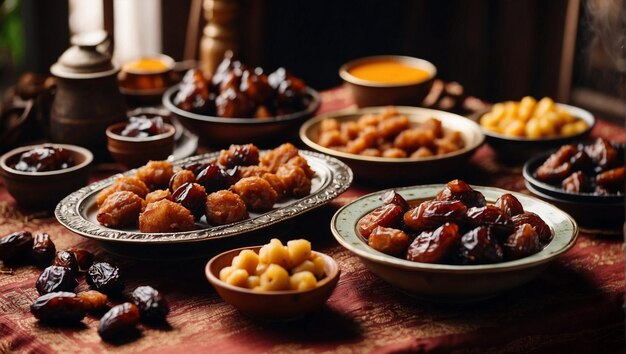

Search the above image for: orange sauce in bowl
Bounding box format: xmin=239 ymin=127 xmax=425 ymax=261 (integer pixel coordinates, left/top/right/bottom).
xmin=348 ymin=60 xmax=431 ymax=84
xmin=123 ymin=58 xmax=171 ymax=73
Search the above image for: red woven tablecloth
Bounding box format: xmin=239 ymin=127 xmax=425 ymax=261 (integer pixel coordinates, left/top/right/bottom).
xmin=1 ymin=88 xmax=624 ymax=353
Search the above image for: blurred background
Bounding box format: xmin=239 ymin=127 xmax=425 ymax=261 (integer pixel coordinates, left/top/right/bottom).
xmin=0 ymin=0 xmax=624 ymax=120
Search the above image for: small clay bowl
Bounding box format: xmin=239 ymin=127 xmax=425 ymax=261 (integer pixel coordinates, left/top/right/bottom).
xmin=206 ymin=246 xmax=340 ymax=321
xmin=339 ymin=55 xmax=437 ymax=107
xmin=106 ymin=121 xmax=175 ymax=168
xmin=118 ymin=55 xmax=176 ymax=105
xmin=0 ymin=144 xmax=93 ymax=209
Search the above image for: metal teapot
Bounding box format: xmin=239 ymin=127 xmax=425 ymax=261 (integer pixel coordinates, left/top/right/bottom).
xmin=49 ymin=30 xmax=126 ymax=159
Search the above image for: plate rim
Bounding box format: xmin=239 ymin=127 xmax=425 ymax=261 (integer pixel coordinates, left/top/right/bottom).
xmin=55 ymin=150 xmax=353 ymax=244
xmin=330 ymin=184 xmax=579 ymax=274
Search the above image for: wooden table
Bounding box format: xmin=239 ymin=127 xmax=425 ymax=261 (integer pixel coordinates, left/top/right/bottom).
xmin=0 ymin=88 xmax=624 ymax=353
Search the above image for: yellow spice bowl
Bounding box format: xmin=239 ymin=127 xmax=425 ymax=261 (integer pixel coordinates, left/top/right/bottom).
xmin=205 ymin=246 xmax=340 ymax=321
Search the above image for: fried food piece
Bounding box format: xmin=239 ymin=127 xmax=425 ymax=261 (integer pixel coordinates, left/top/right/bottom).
xmin=238 ymin=165 xmax=270 ymax=179
xmin=230 ymin=177 xmax=278 ymax=211
xmin=205 ymin=190 xmax=249 ymax=225
xmin=276 ymin=165 xmax=312 ymax=198
xmin=136 ymin=161 xmax=174 ymax=190
xmin=262 ymin=173 xmax=287 ymax=199
xmin=97 ymin=191 xmax=146 ymax=227
xmin=169 ymin=169 xmax=196 ymax=192
xmin=145 ymin=189 xmax=172 ymax=204
xmin=139 ymin=199 xmax=195 ymax=233
xmin=285 ymin=155 xmax=314 ymax=179
xmin=96 ymin=176 xmax=150 ymax=206
xmin=259 ymin=143 xmax=299 ymax=173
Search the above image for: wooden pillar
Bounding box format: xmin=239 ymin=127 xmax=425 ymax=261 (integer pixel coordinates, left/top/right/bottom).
xmin=200 ymin=0 xmax=239 ymax=76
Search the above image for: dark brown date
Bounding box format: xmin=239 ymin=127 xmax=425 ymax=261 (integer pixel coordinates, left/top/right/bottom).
xmin=32 ymin=233 xmax=56 ymax=267
xmin=87 ymin=262 xmax=123 ymax=295
xmin=215 ymin=87 xmax=255 ymax=118
xmin=78 ymin=290 xmax=109 ymax=312
xmin=459 ymin=226 xmax=503 ymax=264
xmin=466 ymin=205 xmax=514 ymax=236
xmin=584 ymin=137 xmax=618 ymax=169
xmin=503 ymin=223 xmax=541 ymax=260
xmin=171 ymin=182 xmax=207 ymax=220
xmin=435 ymin=179 xmax=486 ymax=208
xmin=536 ymin=145 xmax=576 ymax=182
xmin=53 ymin=250 xmax=78 ymax=272
xmin=569 ymin=150 xmax=593 ymax=172
xmin=403 ymin=200 xmax=467 ymax=231
xmin=68 ymin=248 xmax=94 ymax=273
xmin=596 ymin=167 xmax=624 ymax=191
xmin=0 ymin=231 xmax=33 ymax=264
xmin=561 ymin=171 xmax=588 ymax=193
xmin=196 ymin=164 xmax=230 ymax=194
xmin=36 ymin=266 xmax=78 ymax=295
xmin=511 ymin=212 xmax=552 ymax=244
xmin=98 ymin=302 xmax=141 ymax=341
xmin=217 ymin=144 xmax=260 ymax=168
xmin=14 ymin=145 xmax=74 ymax=172
xmin=367 ymin=226 xmax=409 ymax=256
xmin=357 ymin=204 xmax=404 ymax=238
xmin=380 ymin=190 xmax=410 ymax=212
xmin=494 ymin=193 xmax=524 ymax=217
xmin=406 ymin=222 xmax=460 ymax=263
xmin=131 ymin=286 xmax=169 ymax=322
xmin=30 ymin=292 xmax=86 ymax=323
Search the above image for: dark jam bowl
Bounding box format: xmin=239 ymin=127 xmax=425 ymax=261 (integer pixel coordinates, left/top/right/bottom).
xmin=162 ymin=84 xmax=321 ymax=147
xmin=523 ymin=150 xmax=624 ymax=232
xmin=0 ymin=144 xmax=93 ymax=209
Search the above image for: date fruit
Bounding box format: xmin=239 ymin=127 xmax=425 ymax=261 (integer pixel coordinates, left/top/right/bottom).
xmin=380 ymin=190 xmax=410 ymax=211
xmin=217 ymin=144 xmax=260 ymax=168
xmin=0 ymin=231 xmax=33 ymax=264
xmin=403 ymin=200 xmax=467 ymax=231
xmin=68 ymin=248 xmax=94 ymax=272
xmin=195 ymin=164 xmax=229 ymax=193
xmin=53 ymin=250 xmax=78 ymax=272
xmin=503 ymin=223 xmax=541 ymax=260
xmin=78 ymin=290 xmax=109 ymax=312
xmin=435 ymin=179 xmax=486 ymax=208
xmin=494 ymin=193 xmax=524 ymax=217
xmin=368 ymin=226 xmax=409 ymax=256
xmin=87 ymin=262 xmax=123 ymax=295
xmin=98 ymin=302 xmax=141 ymax=341
xmin=459 ymin=226 xmax=503 ymax=264
xmin=357 ymin=204 xmax=404 ymax=238
xmin=561 ymin=171 xmax=588 ymax=193
xmin=406 ymin=222 xmax=460 ymax=263
xmin=36 ymin=265 xmax=78 ymax=295
xmin=131 ymin=286 xmax=169 ymax=322
xmin=32 ymin=233 xmax=56 ymax=267
xmin=172 ymin=182 xmax=207 ymax=220
xmin=30 ymin=292 xmax=85 ymax=323
xmin=466 ymin=205 xmax=514 ymax=236
xmin=536 ymin=145 xmax=576 ymax=182
xmin=511 ymin=212 xmax=552 ymax=244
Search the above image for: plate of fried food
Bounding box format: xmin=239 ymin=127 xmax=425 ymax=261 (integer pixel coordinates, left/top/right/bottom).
xmin=55 ymin=143 xmax=352 ymax=246
xmin=300 ymin=106 xmax=484 ymax=185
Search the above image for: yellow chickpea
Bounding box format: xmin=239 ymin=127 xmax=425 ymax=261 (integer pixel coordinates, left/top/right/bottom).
xmin=503 ymin=101 xmax=519 ymax=120
xmin=534 ymin=97 xmax=555 ymax=118
xmin=289 ymin=271 xmax=318 ymax=291
xmin=291 ymin=260 xmax=315 ymax=275
xmin=255 ymin=263 xmax=268 ymax=276
xmin=525 ymin=118 xmax=542 ymax=138
xmin=503 ymin=120 xmax=525 ymax=137
xmin=538 ymin=116 xmax=556 ymax=136
xmin=231 ymin=249 xmax=259 ymax=275
xmin=225 ymin=269 xmax=249 ymax=287
xmin=490 ymin=103 xmax=506 ymax=121
xmin=517 ymin=96 xmax=536 ymax=121
xmin=260 ymin=264 xmax=290 ymax=291
xmin=287 ymin=239 xmax=311 ymax=267
xmin=246 ymin=275 xmax=261 ymax=289
xmin=259 ymin=238 xmax=289 ymax=268
xmin=312 ymin=255 xmax=326 ymax=279
xmin=219 ymin=266 xmax=235 ymax=282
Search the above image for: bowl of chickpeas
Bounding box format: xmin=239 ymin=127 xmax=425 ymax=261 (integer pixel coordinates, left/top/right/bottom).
xmin=205 ymin=238 xmax=340 ymax=320
xmin=470 ymin=97 xmax=595 ymax=160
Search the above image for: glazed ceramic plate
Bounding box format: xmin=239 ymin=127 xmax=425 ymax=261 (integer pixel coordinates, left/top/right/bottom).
xmin=300 ymin=106 xmax=484 ymax=185
xmin=56 ymin=150 xmax=352 ymax=245
xmin=331 ymin=184 xmax=578 ymax=301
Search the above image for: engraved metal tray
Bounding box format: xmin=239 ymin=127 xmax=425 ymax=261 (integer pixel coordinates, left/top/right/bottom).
xmin=55 ymin=150 xmax=353 ymax=245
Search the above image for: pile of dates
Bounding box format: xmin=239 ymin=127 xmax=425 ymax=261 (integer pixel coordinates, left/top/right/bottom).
xmin=13 ymin=145 xmax=74 ymax=172
xmin=0 ymin=230 xmax=169 ymax=342
xmin=174 ymin=52 xmax=311 ymax=118
xmin=357 ymin=179 xmax=553 ymax=264
xmin=120 ymin=115 xmax=167 ymax=138
xmin=535 ymin=137 xmax=624 ymax=195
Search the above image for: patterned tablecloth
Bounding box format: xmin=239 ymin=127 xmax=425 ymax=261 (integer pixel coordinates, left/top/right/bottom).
xmin=1 ymin=88 xmax=624 ymax=353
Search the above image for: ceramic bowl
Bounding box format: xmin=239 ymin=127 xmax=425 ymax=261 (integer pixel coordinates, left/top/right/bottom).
xmin=206 ymin=246 xmax=340 ymax=320
xmin=118 ymin=54 xmax=177 ymax=105
xmin=163 ymin=85 xmax=321 ymax=147
xmin=523 ymin=150 xmax=624 ymax=233
xmin=331 ymin=184 xmax=578 ymax=302
xmin=339 ymin=55 xmax=436 ymax=107
xmin=299 ymin=106 xmax=484 ymax=185
xmin=468 ymin=103 xmax=595 ymax=161
xmin=0 ymin=144 xmax=93 ymax=209
xmin=106 ymin=121 xmax=176 ymax=168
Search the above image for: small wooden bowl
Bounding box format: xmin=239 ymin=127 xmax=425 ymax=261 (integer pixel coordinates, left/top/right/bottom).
xmin=0 ymin=144 xmax=93 ymax=209
xmin=339 ymin=55 xmax=437 ymax=107
xmin=106 ymin=122 xmax=175 ymax=168
xmin=206 ymin=246 xmax=340 ymax=321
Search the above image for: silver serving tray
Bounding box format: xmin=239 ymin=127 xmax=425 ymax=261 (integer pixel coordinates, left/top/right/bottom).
xmin=55 ymin=150 xmax=353 ymax=245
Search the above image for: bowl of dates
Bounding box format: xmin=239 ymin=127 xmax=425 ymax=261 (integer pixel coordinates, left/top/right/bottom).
xmin=331 ymin=180 xmax=578 ymax=301
xmin=205 ymin=238 xmax=340 ymax=320
xmin=523 ymin=138 xmax=624 ymax=231
xmin=0 ymin=144 xmax=93 ymax=209
xmin=300 ymin=106 xmax=484 ymax=185
xmin=162 ymin=54 xmax=320 ymax=146
xmin=106 ymin=113 xmax=176 ymax=168
xmin=469 ymin=98 xmax=595 ymax=161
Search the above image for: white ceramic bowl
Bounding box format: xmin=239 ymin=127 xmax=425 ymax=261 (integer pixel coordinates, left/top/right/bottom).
xmin=330 ymin=184 xmax=578 ymax=302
